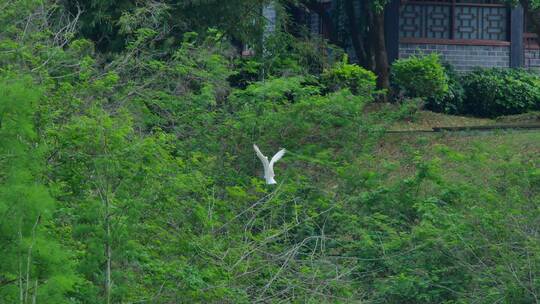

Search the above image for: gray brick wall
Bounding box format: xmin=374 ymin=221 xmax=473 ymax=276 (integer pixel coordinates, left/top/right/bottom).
xmin=399 ymin=43 xmax=510 ymax=72
xmin=525 ymin=49 xmax=540 ymax=72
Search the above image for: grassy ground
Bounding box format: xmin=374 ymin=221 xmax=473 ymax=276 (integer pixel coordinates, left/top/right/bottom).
xmin=380 ymin=130 xmax=540 ymax=159
xmin=386 ymin=110 xmax=540 ymax=131
xmin=388 ymin=111 xmax=492 ymax=131
xmin=495 ymin=111 xmax=540 ymax=124
xmin=370 ymin=109 xmax=540 ymax=179
xmin=371 ymin=130 xmax=540 ymax=187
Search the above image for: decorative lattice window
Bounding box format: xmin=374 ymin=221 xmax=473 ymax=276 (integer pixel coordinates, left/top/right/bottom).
xmin=399 ymin=0 xmax=509 ymax=41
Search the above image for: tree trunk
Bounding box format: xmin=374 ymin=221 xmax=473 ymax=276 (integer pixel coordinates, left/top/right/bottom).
xmin=105 ymin=197 xmax=111 ymax=304
xmin=19 ymin=230 xmax=23 ymax=304
xmin=31 ymin=279 xmax=37 ymax=304
xmin=344 ymin=0 xmax=368 ymax=67
xmin=369 ymin=9 xmax=390 ymax=101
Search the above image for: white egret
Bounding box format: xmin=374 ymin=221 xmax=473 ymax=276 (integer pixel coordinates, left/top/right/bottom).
xmin=253 ymin=144 xmax=286 ymax=185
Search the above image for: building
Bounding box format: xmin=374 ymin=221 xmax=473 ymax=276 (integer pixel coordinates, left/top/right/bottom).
xmin=301 ymin=0 xmax=539 ymax=72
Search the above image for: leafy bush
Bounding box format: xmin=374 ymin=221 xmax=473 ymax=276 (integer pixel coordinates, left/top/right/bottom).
xmin=425 ymin=63 xmax=465 ymax=114
xmin=320 ymin=56 xmax=378 ymax=96
xmin=391 ymin=53 xmax=449 ymax=99
xmin=461 ymin=68 xmax=540 ymax=117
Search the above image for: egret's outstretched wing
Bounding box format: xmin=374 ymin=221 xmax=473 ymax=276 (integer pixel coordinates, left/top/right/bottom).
xmin=253 ymin=144 xmax=269 ymax=166
xmin=269 ymin=149 xmax=286 ymax=166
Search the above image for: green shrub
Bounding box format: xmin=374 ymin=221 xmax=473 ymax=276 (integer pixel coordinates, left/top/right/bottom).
xmin=320 ymin=56 xmax=377 ymax=96
xmin=462 ymin=68 xmax=540 ymax=117
xmin=425 ymin=63 xmax=465 ymax=114
xmin=391 ymin=53 xmax=449 ymax=99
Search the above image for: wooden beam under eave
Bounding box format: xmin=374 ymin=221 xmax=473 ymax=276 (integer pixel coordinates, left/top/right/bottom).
xmin=385 ymin=0 xmax=400 ymax=64
xmin=511 ymin=4 xmax=524 ymax=68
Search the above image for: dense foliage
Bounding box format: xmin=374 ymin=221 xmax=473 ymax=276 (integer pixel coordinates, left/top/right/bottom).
xmin=392 ymin=54 xmax=540 ymax=117
xmin=0 ymin=1 xmax=539 ymax=303
xmin=63 ymin=0 xmax=272 ymax=52
xmin=462 ymin=68 xmax=540 ymax=117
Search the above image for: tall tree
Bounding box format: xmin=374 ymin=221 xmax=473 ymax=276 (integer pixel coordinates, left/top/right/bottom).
xmin=52 ymin=108 xmax=144 ymax=303
xmin=0 ymin=74 xmax=79 ymax=303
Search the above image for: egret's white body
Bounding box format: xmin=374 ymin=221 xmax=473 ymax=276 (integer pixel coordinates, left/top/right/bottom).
xmin=253 ymin=144 xmax=286 ymax=185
